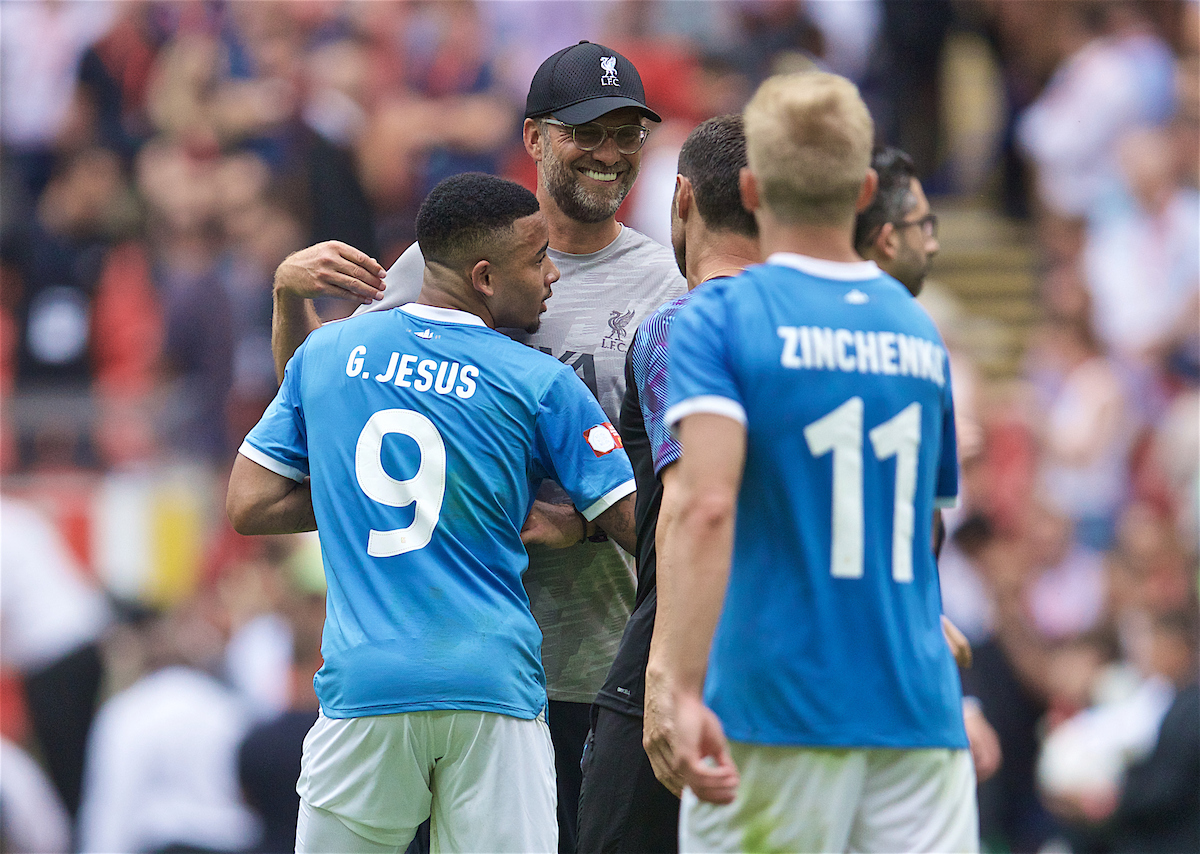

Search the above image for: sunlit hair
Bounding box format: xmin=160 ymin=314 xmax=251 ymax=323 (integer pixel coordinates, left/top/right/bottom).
xmin=743 ymin=72 xmax=873 ymax=226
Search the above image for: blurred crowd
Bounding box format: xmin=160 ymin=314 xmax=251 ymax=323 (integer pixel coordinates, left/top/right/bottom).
xmin=0 ymin=1 xmax=1196 ymax=853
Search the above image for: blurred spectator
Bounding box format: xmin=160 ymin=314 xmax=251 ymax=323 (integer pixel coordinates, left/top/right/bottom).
xmin=11 ymin=147 xmax=142 ymax=388
xmin=221 ymin=556 xmax=296 ymax=720
xmin=802 ymin=0 xmax=883 ymax=85
xmin=959 ymin=520 xmax=1062 ymax=853
xmin=723 ymin=0 xmax=825 ymax=83
xmin=236 ymin=540 xmax=326 ymax=854
xmin=1082 ymin=126 xmax=1200 ymax=373
xmin=0 ymin=497 xmax=112 ymax=823
xmin=870 ymin=0 xmax=955 ymax=182
xmin=0 ymin=0 xmax=118 ymax=204
xmin=1017 ymin=1 xmax=1176 ymax=247
xmin=2 ymin=145 xmax=160 ymax=470
xmin=290 ymin=35 xmax=379 ymax=258
xmin=1041 ymin=607 xmax=1199 ymax=853
xmin=214 ymin=157 xmax=304 ymax=445
xmin=358 ymin=0 xmax=515 ymax=258
xmin=1108 ymin=502 xmax=1197 ymax=624
xmin=1137 ymin=389 xmax=1199 ymax=545
xmin=75 ymin=1 xmax=165 ymax=160
xmin=1023 ymin=501 xmax=1108 ymax=640
xmin=135 ymin=138 xmax=235 ymax=461
xmin=0 ymin=737 xmax=72 ymax=854
xmin=77 ymin=597 xmax=260 ymax=853
xmin=478 ymin=0 xmax=608 ymax=106
xmin=1029 ymin=313 xmax=1138 ymax=550
xmin=938 ymin=514 xmax=998 ymax=644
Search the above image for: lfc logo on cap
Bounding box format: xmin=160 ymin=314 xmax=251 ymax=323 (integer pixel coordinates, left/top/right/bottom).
xmin=600 ymin=56 xmax=619 ymax=87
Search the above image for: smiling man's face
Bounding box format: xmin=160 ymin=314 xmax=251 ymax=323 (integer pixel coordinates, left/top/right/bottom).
xmin=539 ymin=107 xmax=644 ymax=224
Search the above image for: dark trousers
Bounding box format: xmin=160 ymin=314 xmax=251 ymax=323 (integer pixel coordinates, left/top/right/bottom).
xmin=549 ymin=699 xmax=592 ymax=854
xmin=577 ymin=705 xmax=679 ymax=853
xmin=23 ymin=642 xmax=104 ymax=818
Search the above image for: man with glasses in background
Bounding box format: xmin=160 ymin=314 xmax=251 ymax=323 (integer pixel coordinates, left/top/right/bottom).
xmin=268 ymin=41 xmax=686 ymax=852
xmin=853 ymin=145 xmax=940 ymax=297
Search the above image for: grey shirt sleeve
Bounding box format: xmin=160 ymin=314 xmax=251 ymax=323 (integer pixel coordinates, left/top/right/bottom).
xmin=352 ymin=241 xmax=426 ymax=316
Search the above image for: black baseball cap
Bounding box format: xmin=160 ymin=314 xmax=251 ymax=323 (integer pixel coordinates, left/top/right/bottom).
xmin=525 ymin=41 xmax=662 ymax=125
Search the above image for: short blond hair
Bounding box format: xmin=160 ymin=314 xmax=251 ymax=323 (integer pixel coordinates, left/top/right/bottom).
xmin=744 ymin=72 xmax=874 ymax=225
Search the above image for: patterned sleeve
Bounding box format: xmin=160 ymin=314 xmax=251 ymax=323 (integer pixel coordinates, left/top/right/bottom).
xmin=239 ymin=344 xmax=310 ymax=482
xmin=630 ymin=303 xmax=683 ymax=474
xmin=534 ymin=365 xmax=636 ymax=520
xmin=665 ymin=282 xmax=746 ymax=430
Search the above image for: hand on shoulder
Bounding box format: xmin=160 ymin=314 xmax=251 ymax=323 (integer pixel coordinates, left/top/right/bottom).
xmin=274 ymin=241 xmax=387 ymax=305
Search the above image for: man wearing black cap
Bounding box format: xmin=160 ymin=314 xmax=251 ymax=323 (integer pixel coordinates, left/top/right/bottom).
xmin=268 ymin=42 xmax=686 ymax=852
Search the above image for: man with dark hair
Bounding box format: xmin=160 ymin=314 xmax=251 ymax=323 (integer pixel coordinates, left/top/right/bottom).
xmin=228 ymin=172 xmax=638 ymax=853
xmin=268 ymin=43 xmax=686 ymax=850
xmin=853 ymin=145 xmax=940 ymax=297
xmin=576 ymin=115 xmax=760 ymax=853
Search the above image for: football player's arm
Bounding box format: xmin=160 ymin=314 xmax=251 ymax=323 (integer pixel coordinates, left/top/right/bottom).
xmin=519 ymin=494 xmax=636 ymax=554
xmin=645 ymin=412 xmax=743 ymax=805
xmin=962 ymin=698 xmax=1002 ymax=783
xmin=593 ymin=492 xmax=636 ymax=554
xmin=942 ymin=615 xmax=973 ymax=669
xmin=643 ymin=461 xmax=684 ymax=796
xmin=520 ymin=500 xmax=585 ymax=549
xmin=227 ymin=453 xmax=316 ymax=535
xmin=272 ymin=241 xmax=386 ymax=380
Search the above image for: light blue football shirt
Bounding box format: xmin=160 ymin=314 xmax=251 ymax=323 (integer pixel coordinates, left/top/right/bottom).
xmin=666 ymin=253 xmax=967 ymax=750
xmin=240 ymin=304 xmax=635 ymax=720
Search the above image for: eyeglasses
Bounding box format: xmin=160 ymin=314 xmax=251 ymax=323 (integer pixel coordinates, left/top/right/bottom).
xmin=542 ymin=118 xmax=650 ymax=155
xmin=891 ymin=213 xmax=938 ymax=239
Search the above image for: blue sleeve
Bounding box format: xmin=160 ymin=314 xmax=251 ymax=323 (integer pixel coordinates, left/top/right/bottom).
xmin=630 ymin=311 xmax=681 ymax=474
xmin=935 ymin=372 xmax=959 ymax=507
xmin=666 ymin=284 xmax=746 ymax=429
xmin=534 ymin=366 xmax=636 ymax=520
xmin=240 ymin=345 xmax=310 ymax=482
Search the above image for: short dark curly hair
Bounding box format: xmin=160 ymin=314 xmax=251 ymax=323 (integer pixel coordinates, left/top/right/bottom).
xmin=853 ymin=146 xmax=918 ymax=256
xmin=678 ymin=115 xmax=758 ymax=238
xmin=416 ymin=172 xmax=541 ymax=270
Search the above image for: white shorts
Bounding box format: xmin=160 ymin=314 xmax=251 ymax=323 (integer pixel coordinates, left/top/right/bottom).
xmin=295 ymin=708 xmax=557 ymax=853
xmin=680 ymin=743 xmax=978 ymax=854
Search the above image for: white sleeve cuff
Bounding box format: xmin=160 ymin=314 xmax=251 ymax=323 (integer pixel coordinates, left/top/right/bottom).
xmin=664 ymin=395 xmax=747 ymax=432
xmin=935 ymin=495 xmax=959 ymax=510
xmin=238 ymin=441 xmax=308 ymax=483
xmin=580 ymin=479 xmax=636 ymax=521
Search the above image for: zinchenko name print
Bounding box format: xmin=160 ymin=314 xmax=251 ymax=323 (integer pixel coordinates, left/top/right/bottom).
xmin=776 ymin=326 xmax=947 ymax=387
xmin=345 ymin=345 xmax=479 ymax=398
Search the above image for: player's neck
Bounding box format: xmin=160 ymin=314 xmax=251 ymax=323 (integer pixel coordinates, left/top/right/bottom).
xmin=687 ymin=237 xmax=760 ymax=290
xmin=757 ymin=216 xmax=861 ymax=265
xmin=538 ymin=188 xmax=623 ymax=256
xmin=416 ymin=271 xmax=493 ymax=327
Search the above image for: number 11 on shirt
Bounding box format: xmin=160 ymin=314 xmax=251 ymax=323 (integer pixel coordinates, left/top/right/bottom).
xmin=803 ymin=397 xmax=921 ymax=583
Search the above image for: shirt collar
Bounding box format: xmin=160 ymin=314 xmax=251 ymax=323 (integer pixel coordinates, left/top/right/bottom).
xmin=765 ymin=252 xmax=881 ymax=281
xmin=399 ymin=303 xmax=488 ymax=327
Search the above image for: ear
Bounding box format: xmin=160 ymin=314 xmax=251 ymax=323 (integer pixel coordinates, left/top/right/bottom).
xmin=872 ymin=222 xmax=900 ymax=261
xmin=739 ymin=167 xmax=759 ymax=213
xmin=523 ymin=118 xmax=543 ymax=162
xmin=855 ymin=168 xmax=878 ymax=214
xmin=674 ymin=175 xmax=694 ymax=222
xmin=470 ymin=259 xmax=494 ymax=297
